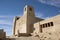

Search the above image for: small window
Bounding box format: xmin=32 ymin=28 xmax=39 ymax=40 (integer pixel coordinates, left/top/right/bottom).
xmin=43 ymin=24 xmax=45 ymax=28
xmin=40 ymin=25 xmax=42 ymax=27
xmin=30 ymin=7 xmax=32 ymax=11
xmin=17 ymin=17 xmax=19 ymax=20
xmin=50 ymin=22 xmax=53 ymax=26
xmin=48 ymin=23 xmax=50 ymax=27
xmin=45 ymin=23 xmax=47 ymax=27
xmin=25 ymin=8 xmax=26 ymax=11
xmin=40 ymin=22 xmax=53 ymax=28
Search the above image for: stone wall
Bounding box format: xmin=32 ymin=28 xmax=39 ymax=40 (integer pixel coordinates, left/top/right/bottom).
xmin=0 ymin=29 xmax=6 ymax=40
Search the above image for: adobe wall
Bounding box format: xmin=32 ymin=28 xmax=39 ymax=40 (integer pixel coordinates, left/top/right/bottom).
xmin=33 ymin=14 xmax=60 ymax=35
xmin=15 ymin=15 xmax=27 ymax=36
xmin=40 ymin=14 xmax=60 ymax=33
xmin=0 ymin=29 xmax=6 ymax=40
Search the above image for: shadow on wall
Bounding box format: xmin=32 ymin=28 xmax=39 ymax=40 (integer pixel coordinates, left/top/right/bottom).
xmin=30 ymin=24 xmax=35 ymax=33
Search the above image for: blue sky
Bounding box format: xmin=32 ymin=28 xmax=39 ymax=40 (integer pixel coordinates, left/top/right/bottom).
xmin=0 ymin=0 xmax=60 ymax=36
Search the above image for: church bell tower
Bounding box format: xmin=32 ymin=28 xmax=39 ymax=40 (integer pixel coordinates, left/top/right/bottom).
xmin=24 ymin=5 xmax=35 ymax=17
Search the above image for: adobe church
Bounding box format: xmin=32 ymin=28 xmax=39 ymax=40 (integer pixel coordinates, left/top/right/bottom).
xmin=12 ymin=5 xmax=44 ymax=37
xmin=12 ymin=5 xmax=60 ymax=38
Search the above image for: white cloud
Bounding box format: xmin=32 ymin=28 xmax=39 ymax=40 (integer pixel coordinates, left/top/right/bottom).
xmin=0 ymin=15 xmax=21 ymax=36
xmin=0 ymin=15 xmax=21 ymax=28
xmin=38 ymin=0 xmax=60 ymax=7
xmin=0 ymin=14 xmax=21 ymax=18
xmin=0 ymin=20 xmax=12 ymax=25
xmin=0 ymin=15 xmax=15 ymax=18
xmin=0 ymin=16 xmax=13 ymax=36
xmin=0 ymin=15 xmax=21 ymax=25
xmin=35 ymin=12 xmax=51 ymax=19
xmin=35 ymin=12 xmax=44 ymax=18
xmin=0 ymin=19 xmax=12 ymax=36
xmin=44 ymin=16 xmax=51 ymax=19
xmin=0 ymin=16 xmax=13 ymax=18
